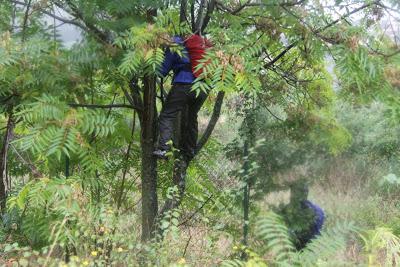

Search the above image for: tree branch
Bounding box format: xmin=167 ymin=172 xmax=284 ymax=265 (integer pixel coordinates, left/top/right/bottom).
xmin=21 ymin=0 xmax=32 ymax=42
xmin=178 ymin=194 xmax=213 ymax=226
xmin=180 ymin=0 xmax=188 ymax=23
xmin=128 ymin=79 xmax=144 ymax=116
xmin=61 ymin=0 xmax=110 ymax=43
xmin=216 ymin=0 xmax=306 ymax=14
xmin=264 ymin=42 xmax=297 ymax=69
xmin=68 ymin=103 xmax=140 ymax=110
xmin=317 ymin=1 xmax=380 ymax=33
xmin=369 ymin=48 xmax=400 ymax=58
xmin=195 ymin=91 xmax=225 ymax=154
xmin=11 ymin=0 xmax=86 ymax=29
xmin=264 ymin=0 xmax=380 ymax=69
xmin=10 ymin=144 xmax=42 ymax=178
xmin=190 ymin=0 xmax=196 ymax=32
xmin=195 ymin=0 xmax=207 ymax=33
xmin=0 ymin=110 xmax=14 ymax=212
xmin=201 ymin=0 xmax=216 ymax=32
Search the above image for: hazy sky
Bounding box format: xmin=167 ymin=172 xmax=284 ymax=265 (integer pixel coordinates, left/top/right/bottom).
xmin=43 ymin=7 xmax=81 ymax=47
xmin=56 ymin=23 xmax=81 ymax=47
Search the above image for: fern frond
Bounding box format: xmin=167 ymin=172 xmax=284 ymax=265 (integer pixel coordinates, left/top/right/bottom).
xmin=256 ymin=212 xmax=295 ymax=262
xmin=297 ymin=221 xmax=357 ymax=267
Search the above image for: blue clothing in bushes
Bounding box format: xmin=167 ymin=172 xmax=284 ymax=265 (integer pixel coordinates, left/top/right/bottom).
xmin=303 ymin=200 xmax=325 ymax=236
xmin=295 ymin=200 xmax=325 ymax=249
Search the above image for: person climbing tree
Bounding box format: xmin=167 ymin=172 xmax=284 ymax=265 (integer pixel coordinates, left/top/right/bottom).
xmin=278 ymin=180 xmax=325 ymax=250
xmin=153 ymin=34 xmax=212 ymax=160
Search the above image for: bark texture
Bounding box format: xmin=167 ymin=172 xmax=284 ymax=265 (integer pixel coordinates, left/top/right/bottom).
xmin=0 ymin=111 xmax=14 ymax=212
xmin=140 ymin=76 xmax=159 ymax=241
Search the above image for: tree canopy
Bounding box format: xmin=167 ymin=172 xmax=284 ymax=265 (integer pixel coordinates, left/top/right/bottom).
xmin=1 ymin=0 xmax=400 ymax=265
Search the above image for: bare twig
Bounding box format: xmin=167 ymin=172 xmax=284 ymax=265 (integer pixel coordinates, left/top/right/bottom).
xmin=182 ymin=232 xmax=192 ymax=257
xmin=178 ymin=194 xmax=213 ymax=226
xmin=216 ymin=0 xmax=306 ymax=14
xmin=11 ymin=0 xmax=85 ymax=29
xmin=21 ymin=0 xmax=32 ymax=42
xmin=264 ymin=105 xmax=284 ymax=121
xmin=63 ymin=0 xmax=110 ymax=43
xmin=264 ymin=0 xmax=381 ymax=69
xmin=68 ymin=103 xmax=141 ymax=110
xmin=10 ymin=144 xmax=42 ymax=178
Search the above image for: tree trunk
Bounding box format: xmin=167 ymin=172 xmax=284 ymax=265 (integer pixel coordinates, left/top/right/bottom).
xmin=0 ymin=110 xmax=14 ymax=213
xmin=241 ymin=140 xmax=250 ymax=259
xmin=140 ymin=75 xmax=158 ymax=241
xmin=179 ymin=0 xmax=188 ymax=23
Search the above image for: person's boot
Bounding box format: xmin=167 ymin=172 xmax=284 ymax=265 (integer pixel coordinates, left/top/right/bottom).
xmin=153 ymin=149 xmax=168 ymax=160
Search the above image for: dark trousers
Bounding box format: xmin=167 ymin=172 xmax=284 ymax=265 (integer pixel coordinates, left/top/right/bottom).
xmin=158 ymin=83 xmax=207 ymax=158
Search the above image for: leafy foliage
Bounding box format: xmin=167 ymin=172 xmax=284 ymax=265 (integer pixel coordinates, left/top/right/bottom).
xmin=0 ymin=0 xmax=400 ymax=266
xmin=225 ymin=212 xmax=358 ymax=266
xmin=256 ymin=212 xmax=295 ymax=261
xmin=14 ymin=95 xmax=116 ymax=176
xmin=7 ymin=177 xmax=82 ymax=247
xmin=361 ymin=227 xmax=400 ymax=266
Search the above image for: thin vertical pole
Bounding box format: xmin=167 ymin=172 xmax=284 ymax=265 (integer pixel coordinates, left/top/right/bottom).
xmin=242 ymin=96 xmax=255 ymax=259
xmin=65 ymin=156 xmax=70 ymax=178
xmin=242 ymin=140 xmax=250 ymax=259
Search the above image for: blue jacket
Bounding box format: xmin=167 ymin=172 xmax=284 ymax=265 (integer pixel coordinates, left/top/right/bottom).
xmin=159 ymin=36 xmax=195 ymax=84
xmin=303 ymin=200 xmax=325 ymax=237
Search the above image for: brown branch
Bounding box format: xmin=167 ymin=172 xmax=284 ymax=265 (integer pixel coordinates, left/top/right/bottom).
xmin=10 ymin=144 xmax=42 ymax=178
xmin=68 ymin=103 xmax=139 ymax=110
xmin=0 ymin=110 xmax=14 ymax=212
xmin=195 ymin=0 xmax=207 ymax=33
xmin=190 ymin=0 xmax=196 ymax=32
xmin=126 ymin=81 xmax=138 ymax=106
xmin=21 ymin=0 xmax=32 ymax=42
xmin=281 ymin=6 xmax=343 ymax=45
xmin=317 ymin=2 xmax=379 ymax=33
xmin=182 ymin=232 xmax=192 ymax=257
xmin=367 ymin=46 xmax=400 ymax=58
xmin=201 ymin=0 xmax=216 ymax=32
xmin=376 ymin=2 xmax=400 ymax=14
xmin=15 ymin=0 xmax=111 ymax=43
xmin=216 ymin=0 xmax=306 ymax=14
xmin=180 ymin=0 xmax=188 ymax=23
xmin=62 ymin=0 xmax=110 ymax=43
xmin=11 ymin=0 xmax=85 ymax=29
xmin=264 ymin=105 xmax=284 ymax=121
xmin=231 ymin=0 xmax=251 ymax=15
xmin=195 ymin=91 xmax=225 ymax=154
xmin=264 ymin=0 xmax=381 ymax=69
xmin=178 ymin=194 xmax=213 ymax=226
xmin=264 ymin=42 xmax=297 ymax=69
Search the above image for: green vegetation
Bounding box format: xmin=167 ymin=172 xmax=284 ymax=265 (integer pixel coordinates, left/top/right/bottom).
xmin=1 ymin=0 xmax=400 ymax=266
